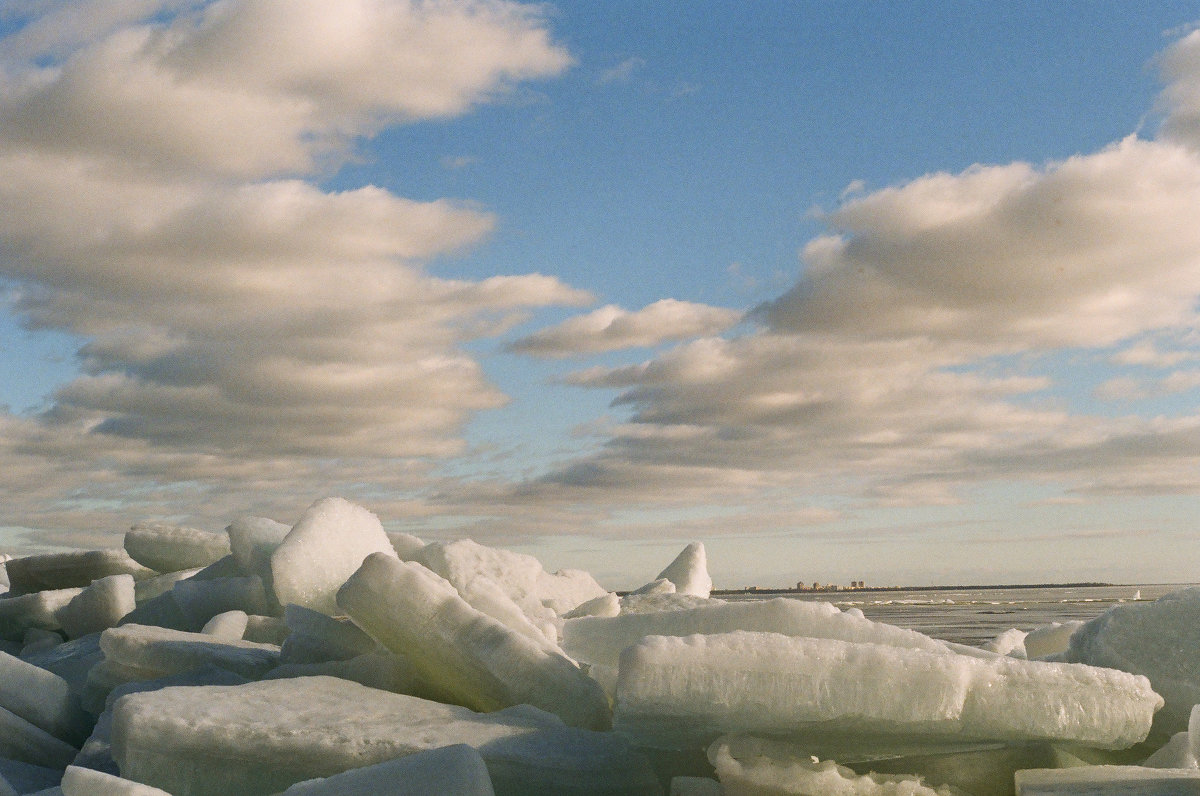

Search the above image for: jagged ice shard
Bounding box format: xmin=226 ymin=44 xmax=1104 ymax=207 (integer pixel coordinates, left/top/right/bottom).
xmin=336 ymin=553 xmax=612 ymax=731
xmin=613 ymin=631 xmax=1162 ymax=752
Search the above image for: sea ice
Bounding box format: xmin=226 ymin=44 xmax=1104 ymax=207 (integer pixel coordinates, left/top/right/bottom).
xmin=57 ymin=575 xmax=136 ymax=639
xmin=0 ymin=588 xmax=82 ymax=641
xmin=563 ymin=597 xmax=958 ymax=670
xmin=337 ymin=554 xmax=612 ymax=730
xmin=169 ymin=575 xmax=274 ymax=627
xmin=1066 ymin=587 xmax=1200 ymax=733
xmin=0 ymin=651 xmax=89 ymax=744
xmin=110 ymin=676 xmax=657 ymax=796
xmin=279 ymin=603 xmax=379 ymax=664
xmin=983 ymin=628 xmax=1028 ymax=658
xmin=19 ymin=633 xmax=104 ymax=697
xmin=97 ymin=624 xmax=280 ymax=682
xmin=279 ymin=743 xmax=494 ymax=795
xmin=0 ymin=706 xmax=78 ymax=770
xmin=654 ymin=542 xmax=712 ymax=599
xmin=1014 ymin=765 xmax=1200 ymax=794
xmin=1144 ymin=704 xmax=1200 ymax=768
xmin=0 ymin=758 xmax=62 ymax=794
xmin=243 ymin=614 xmax=288 ymax=645
xmin=225 ymin=516 xmax=290 ymax=579
xmin=4 ymin=551 xmax=153 ymax=594
xmin=563 ymin=592 xmax=621 ymax=619
xmin=613 ymin=631 xmax=1161 ymax=751
xmin=385 ymin=531 xmax=426 ymax=560
xmin=132 ymin=568 xmax=201 ymax=604
xmin=1024 ymin=621 xmax=1083 ymax=661
xmin=629 ymin=578 xmax=676 ymax=596
xmin=263 ymin=650 xmax=422 ymax=695
xmin=709 ymin=735 xmax=955 ymax=795
xmin=123 ymin=523 xmax=230 ymax=574
xmin=200 ymin=610 xmax=248 ymax=640
xmin=668 ymin=777 xmax=723 ymax=796
xmin=270 ymin=497 xmax=397 ymax=616
xmin=60 ymin=765 xmax=172 ymax=795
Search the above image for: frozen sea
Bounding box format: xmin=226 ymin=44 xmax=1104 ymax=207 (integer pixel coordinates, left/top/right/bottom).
xmin=728 ymin=583 xmax=1195 ymax=647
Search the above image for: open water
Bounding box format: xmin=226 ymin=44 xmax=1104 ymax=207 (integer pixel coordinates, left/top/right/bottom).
xmin=730 ymin=583 xmax=1194 ymax=647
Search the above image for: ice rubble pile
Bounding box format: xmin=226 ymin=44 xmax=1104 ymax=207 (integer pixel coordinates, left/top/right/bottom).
xmin=0 ymin=498 xmax=1196 ymax=795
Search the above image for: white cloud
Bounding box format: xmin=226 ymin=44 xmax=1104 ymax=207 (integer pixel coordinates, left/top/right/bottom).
xmin=509 ymin=298 xmax=741 ymax=357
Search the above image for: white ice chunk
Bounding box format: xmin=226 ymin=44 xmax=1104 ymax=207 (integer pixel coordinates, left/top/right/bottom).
xmin=5 ymin=550 xmax=153 ymax=594
xmin=564 ymin=597 xmax=958 ymax=670
xmin=0 ymin=706 xmax=78 ymax=770
xmin=225 ymin=516 xmax=290 ymax=578
xmin=563 ymin=593 xmax=621 ymax=620
xmin=200 ymin=610 xmax=248 ymax=640
xmin=337 ymin=554 xmax=611 ymax=730
xmin=280 ymin=743 xmax=494 ymax=795
xmin=124 ymin=523 xmax=230 ymax=573
xmin=111 ymin=677 xmax=657 ymax=796
xmin=655 ymin=542 xmax=712 ymax=599
xmin=1025 ymin=621 xmax=1083 ymax=660
xmin=1014 ymin=765 xmax=1200 ymax=794
xmin=385 ymin=531 xmax=426 ymax=560
xmin=629 ymin=578 xmax=676 ymax=596
xmin=1066 ymin=587 xmax=1200 ymax=733
xmin=620 ymin=592 xmax=716 ymax=614
xmin=0 ymin=651 xmax=89 ymax=744
xmin=58 ymin=575 xmax=136 ymax=639
xmin=614 ymin=631 xmax=1162 ymax=751
xmin=98 ymin=624 xmax=280 ymax=681
xmin=710 ymin=735 xmax=954 ymax=795
xmin=983 ymin=628 xmax=1028 ymax=658
xmin=60 ymin=765 xmax=171 ymax=795
xmin=0 ymin=588 xmax=82 ymax=640
xmin=270 ymin=498 xmax=397 ymax=616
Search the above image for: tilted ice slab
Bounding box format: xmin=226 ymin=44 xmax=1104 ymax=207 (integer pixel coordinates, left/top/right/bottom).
xmin=5 ymin=550 xmax=153 ymax=594
xmin=0 ymin=651 xmax=89 ymax=744
xmin=270 ymin=498 xmax=397 ymax=616
xmin=124 ymin=523 xmax=231 ymax=574
xmin=60 ymin=765 xmax=172 ymax=796
xmin=0 ymin=706 xmax=79 ymax=770
xmin=0 ymin=588 xmax=82 ymax=641
xmin=337 ymin=554 xmax=611 ymax=731
xmin=58 ymin=575 xmax=136 ymax=640
xmin=98 ymin=624 xmax=280 ymax=681
xmin=280 ymin=743 xmax=494 ymax=795
xmin=1066 ymin=587 xmax=1200 ymax=734
xmin=654 ymin=542 xmax=712 ymax=599
xmin=563 ymin=597 xmax=960 ymax=669
xmin=110 ymin=677 xmax=659 ymax=796
xmin=709 ymin=735 xmax=955 ymax=796
xmin=613 ymin=632 xmax=1162 ymax=751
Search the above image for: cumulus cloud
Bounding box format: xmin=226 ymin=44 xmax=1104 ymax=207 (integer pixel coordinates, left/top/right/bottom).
xmin=0 ymin=0 xmax=586 ymax=539
xmin=508 ymin=298 xmax=742 ymax=357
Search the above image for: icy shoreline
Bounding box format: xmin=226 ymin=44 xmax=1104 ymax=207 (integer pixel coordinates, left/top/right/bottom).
xmin=1 ymin=498 xmax=1198 ymax=794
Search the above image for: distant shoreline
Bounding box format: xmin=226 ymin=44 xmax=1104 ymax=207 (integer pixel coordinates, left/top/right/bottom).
xmin=708 ymin=582 xmax=1117 ymax=597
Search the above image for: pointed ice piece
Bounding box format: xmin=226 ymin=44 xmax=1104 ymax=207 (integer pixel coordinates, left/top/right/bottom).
xmin=0 ymin=588 xmax=81 ymax=641
xmin=1014 ymin=765 xmax=1200 ymax=794
xmin=124 ymin=523 xmax=230 ymax=574
xmin=0 ymin=652 xmax=89 ymax=744
xmin=655 ymin=543 xmax=712 ymax=598
xmin=710 ymin=735 xmax=953 ymax=795
xmin=5 ymin=551 xmax=154 ymax=594
xmin=0 ymin=706 xmax=78 ymax=770
xmin=98 ymin=624 xmax=280 ymax=681
xmin=613 ymin=632 xmax=1162 ymax=751
xmin=270 ymin=498 xmax=397 ymax=616
xmin=280 ymin=744 xmax=494 ymax=795
xmin=337 ymin=554 xmax=611 ymax=730
xmin=57 ymin=575 xmax=136 ymax=639
xmin=60 ymin=765 xmax=172 ymax=795
xmin=110 ymin=677 xmax=656 ymax=796
xmin=564 ymin=596 xmax=957 ymax=669
xmin=1066 ymin=587 xmax=1200 ymax=734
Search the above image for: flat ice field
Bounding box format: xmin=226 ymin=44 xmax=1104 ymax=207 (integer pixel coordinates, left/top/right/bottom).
xmin=1 ymin=498 xmax=1199 ymax=795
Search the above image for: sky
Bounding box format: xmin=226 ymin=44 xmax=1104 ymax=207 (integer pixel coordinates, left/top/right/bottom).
xmin=3 ymin=1 xmax=1200 ymax=589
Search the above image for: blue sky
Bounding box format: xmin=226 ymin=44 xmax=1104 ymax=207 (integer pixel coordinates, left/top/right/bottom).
xmin=3 ymin=1 xmax=1200 ymax=588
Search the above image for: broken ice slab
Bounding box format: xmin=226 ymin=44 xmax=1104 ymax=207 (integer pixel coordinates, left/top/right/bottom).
xmin=613 ymin=631 xmax=1162 ymax=752
xmin=270 ymin=497 xmax=398 ymax=616
xmin=1014 ymin=765 xmax=1200 ymax=794
xmin=5 ymin=550 xmax=154 ymax=594
xmin=169 ymin=574 xmax=275 ymax=627
xmin=653 ymin=542 xmax=712 ymax=599
xmin=200 ymin=610 xmax=248 ymax=640
xmin=20 ymin=634 xmax=104 ymax=697
xmin=563 ymin=596 xmax=959 ymax=670
xmin=225 ymin=516 xmax=290 ymax=589
xmin=0 ymin=588 xmax=81 ymax=640
xmin=132 ymin=568 xmax=201 ymax=603
xmin=279 ymin=743 xmax=494 ymax=795
xmin=1025 ymin=621 xmax=1084 ymax=660
xmin=57 ymin=575 xmax=136 ymax=639
xmin=709 ymin=735 xmax=955 ymax=796
xmin=1066 ymin=587 xmax=1200 ymax=735
xmin=279 ymin=603 xmax=379 ymax=664
xmin=98 ymin=624 xmax=280 ymax=682
xmin=110 ymin=676 xmax=659 ymax=796
xmin=124 ymin=522 xmax=231 ymax=574
xmin=60 ymin=765 xmax=171 ymax=795
xmin=0 ymin=652 xmax=89 ymax=744
xmin=337 ymin=553 xmax=611 ymax=731
xmin=0 ymin=706 xmax=78 ymax=770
